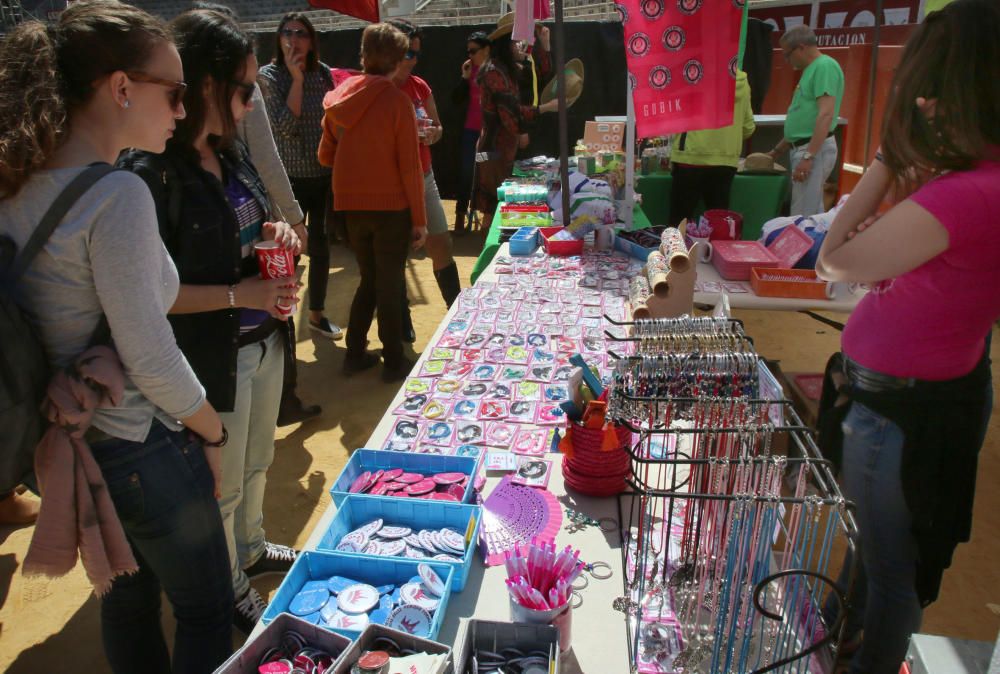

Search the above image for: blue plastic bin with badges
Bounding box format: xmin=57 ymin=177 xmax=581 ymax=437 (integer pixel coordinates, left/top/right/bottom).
xmin=262 ymin=551 xmax=454 ymax=641
xmin=318 ymin=495 xmax=482 ymax=591
xmin=508 ymin=227 xmax=540 ymax=256
xmin=329 ymin=449 xmax=478 ymax=506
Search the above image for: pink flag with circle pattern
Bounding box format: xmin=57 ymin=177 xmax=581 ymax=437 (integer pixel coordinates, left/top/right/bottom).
xmin=616 ymin=0 xmax=743 ymax=138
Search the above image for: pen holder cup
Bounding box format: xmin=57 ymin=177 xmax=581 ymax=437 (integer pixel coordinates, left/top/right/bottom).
xmin=509 ymin=596 xmax=573 ymax=653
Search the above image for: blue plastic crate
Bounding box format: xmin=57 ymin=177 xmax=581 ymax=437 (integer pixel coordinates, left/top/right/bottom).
xmin=329 ymin=449 xmax=478 ymax=506
xmin=262 ymin=551 xmax=454 ymax=641
xmin=317 ymin=495 xmax=482 ymax=592
xmin=509 ymin=227 xmax=539 ymax=256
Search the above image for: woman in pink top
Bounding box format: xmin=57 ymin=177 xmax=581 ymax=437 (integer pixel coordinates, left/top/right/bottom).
xmin=453 ymin=31 xmax=490 ymax=234
xmin=816 ymin=1 xmax=999 ymax=671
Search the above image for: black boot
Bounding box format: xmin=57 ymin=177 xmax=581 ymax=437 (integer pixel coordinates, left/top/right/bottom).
xmin=453 ymin=210 xmax=467 ymax=237
xmin=401 ymin=284 xmax=416 ymax=343
xmin=434 ymin=261 xmax=462 ymax=309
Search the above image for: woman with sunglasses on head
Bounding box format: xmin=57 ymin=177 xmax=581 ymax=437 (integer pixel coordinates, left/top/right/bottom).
xmin=475 ymin=21 xmax=559 ymax=218
xmin=815 ymin=1 xmax=999 ymax=671
xmin=118 ymin=9 xmax=303 ymax=636
xmin=0 ymin=1 xmax=233 ymax=671
xmin=452 ymin=31 xmax=490 ymax=235
xmin=387 ymin=19 xmax=463 ymax=321
xmin=258 ymin=13 xmax=341 ymax=341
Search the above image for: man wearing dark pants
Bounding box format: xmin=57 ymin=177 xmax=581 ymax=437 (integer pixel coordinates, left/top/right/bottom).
xmin=669 ymin=70 xmax=755 ymax=226
xmin=767 ymin=25 xmax=844 ymax=217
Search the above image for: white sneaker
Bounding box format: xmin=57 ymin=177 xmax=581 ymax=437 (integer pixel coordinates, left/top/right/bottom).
xmin=309 ymin=316 xmax=344 ymax=340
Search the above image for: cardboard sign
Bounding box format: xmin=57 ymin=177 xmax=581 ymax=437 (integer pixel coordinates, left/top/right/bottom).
xmin=583 ymin=121 xmax=625 ymax=152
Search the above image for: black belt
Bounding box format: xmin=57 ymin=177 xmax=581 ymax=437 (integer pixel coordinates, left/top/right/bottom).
xmin=842 ymin=355 xmax=917 ymax=393
xmin=790 ymin=132 xmax=834 ymax=148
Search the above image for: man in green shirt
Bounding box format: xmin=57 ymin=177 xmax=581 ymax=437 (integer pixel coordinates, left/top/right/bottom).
xmin=767 ymin=25 xmax=844 ymax=216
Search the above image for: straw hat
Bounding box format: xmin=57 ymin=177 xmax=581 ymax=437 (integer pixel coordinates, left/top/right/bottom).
xmin=539 ymin=58 xmax=585 ymax=108
xmin=489 ymin=11 xmax=542 ymax=41
xmin=740 ymin=152 xmax=787 ymax=174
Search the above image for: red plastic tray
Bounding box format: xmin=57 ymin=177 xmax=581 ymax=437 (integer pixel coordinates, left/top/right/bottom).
xmin=711 ymin=241 xmax=780 ymax=281
xmin=766 ymin=226 xmax=814 ymax=269
xmin=539 ymin=226 xmax=584 ymax=257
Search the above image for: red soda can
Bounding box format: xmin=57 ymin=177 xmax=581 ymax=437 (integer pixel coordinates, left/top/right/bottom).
xmin=253 ymin=240 xmax=295 ymax=317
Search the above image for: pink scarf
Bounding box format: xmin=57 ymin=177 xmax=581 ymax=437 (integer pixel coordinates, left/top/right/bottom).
xmin=22 ymin=346 xmax=138 ymax=596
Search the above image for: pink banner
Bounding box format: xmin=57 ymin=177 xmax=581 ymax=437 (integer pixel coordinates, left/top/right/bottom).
xmin=617 ymin=0 xmax=743 ymax=138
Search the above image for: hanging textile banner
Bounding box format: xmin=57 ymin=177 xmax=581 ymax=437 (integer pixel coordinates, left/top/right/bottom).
xmin=308 ymin=0 xmax=379 ymax=23
xmin=617 ymin=0 xmax=743 ymax=138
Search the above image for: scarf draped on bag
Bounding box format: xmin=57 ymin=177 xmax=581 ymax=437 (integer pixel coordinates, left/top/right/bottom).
xmin=22 ymin=345 xmax=138 ymax=596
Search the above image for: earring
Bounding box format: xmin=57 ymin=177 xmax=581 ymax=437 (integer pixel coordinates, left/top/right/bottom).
xmin=123 ymin=100 xmax=130 ymax=109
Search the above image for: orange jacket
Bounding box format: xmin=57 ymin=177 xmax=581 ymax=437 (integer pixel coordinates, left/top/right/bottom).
xmin=319 ymin=74 xmax=426 ymax=229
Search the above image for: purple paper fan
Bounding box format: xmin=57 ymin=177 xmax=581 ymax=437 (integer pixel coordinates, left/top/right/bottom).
xmin=478 ymin=476 xmax=563 ymax=566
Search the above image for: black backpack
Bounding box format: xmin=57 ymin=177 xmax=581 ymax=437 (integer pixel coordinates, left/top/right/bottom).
xmin=0 ymin=164 xmax=116 ymax=494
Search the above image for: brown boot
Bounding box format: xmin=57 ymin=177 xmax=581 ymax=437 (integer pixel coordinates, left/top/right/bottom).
xmin=0 ymin=491 xmax=39 ymax=526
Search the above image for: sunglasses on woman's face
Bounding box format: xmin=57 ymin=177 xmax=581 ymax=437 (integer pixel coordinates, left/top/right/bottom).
xmin=405 ymin=49 xmax=421 ymax=60
xmin=231 ymin=80 xmax=256 ymax=106
xmin=467 ymin=46 xmax=481 ymax=55
xmin=125 ymin=71 xmax=187 ymax=110
xmin=280 ymin=27 xmax=309 ymax=38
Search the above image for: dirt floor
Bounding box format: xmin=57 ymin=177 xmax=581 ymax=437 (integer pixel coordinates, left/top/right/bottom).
xmin=1 ymin=211 xmax=998 ymax=670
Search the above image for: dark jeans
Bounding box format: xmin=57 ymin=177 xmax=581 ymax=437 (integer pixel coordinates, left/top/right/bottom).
xmin=91 ymin=420 xmax=234 ymax=674
xmin=290 ymin=176 xmax=332 ymax=312
xmin=669 ymin=164 xmax=737 ymax=226
xmin=456 ymin=128 xmax=479 ymax=217
xmin=344 ymin=210 xmax=411 ymax=369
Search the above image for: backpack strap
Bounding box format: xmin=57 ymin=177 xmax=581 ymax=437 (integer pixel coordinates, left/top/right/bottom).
xmin=6 ymin=163 xmax=117 ymax=283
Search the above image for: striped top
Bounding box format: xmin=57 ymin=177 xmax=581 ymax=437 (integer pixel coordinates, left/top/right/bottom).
xmin=258 ymin=62 xmax=333 ymax=179
xmin=224 ymin=174 xmax=270 ymax=334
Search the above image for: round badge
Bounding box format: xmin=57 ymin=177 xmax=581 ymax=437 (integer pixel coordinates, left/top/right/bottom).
xmin=418 ymin=530 xmax=439 ymax=552
xmin=368 ymin=482 xmax=391 ymax=497
xmin=365 ymin=541 xmax=385 ymax=556
xmin=401 ymin=582 xmax=441 ymax=611
xmin=429 ymin=492 xmax=459 ymax=502
xmin=432 ymin=472 xmax=466 ymax=485
xmin=376 ymin=584 xmax=395 ymax=595
xmin=386 ymin=604 xmax=433 ymax=637
xmin=381 ymin=468 xmax=404 ymax=482
xmin=326 ymin=575 xmax=358 ymax=595
xmin=336 ymin=539 xmax=367 ymax=553
xmin=358 ymin=519 xmax=383 ymax=538
xmin=627 ymin=31 xmax=651 ymax=58
xmin=320 ymin=599 xmax=340 ymax=624
xmin=614 ymin=2 xmax=629 ymax=22
xmin=394 ymin=472 xmax=424 ymax=485
xmin=379 ymin=540 xmax=406 ymax=557
xmin=289 ymin=587 xmax=330 ymax=616
xmin=301 ymin=579 xmax=331 ymax=594
xmin=368 ymin=608 xmax=390 ymax=625
xmin=370 ymin=470 xmax=385 ymax=484
xmin=405 ymin=545 xmax=428 ymax=559
xmin=417 ymin=563 xmax=446 ymax=597
xmin=348 ymin=471 xmax=373 ymax=494
xmin=338 ymin=583 xmax=380 ymax=614
xmin=331 ymin=610 xmax=370 ymax=632
xmin=405 ymin=479 xmax=437 ymax=495
xmin=439 ymin=528 xmax=465 ymax=551
xmin=382 ymin=481 xmax=406 ymax=492
xmin=683 ymin=58 xmax=704 ymax=85
xmin=433 ymin=553 xmax=460 ymax=562
xmin=358 ymin=651 xmax=390 ymax=670
xmin=677 ymin=0 xmax=701 ymax=14
xmin=340 ymin=530 xmax=370 ymax=550
xmin=379 ymin=526 xmax=413 ymax=539
xmin=446 ymin=483 xmax=467 ymax=500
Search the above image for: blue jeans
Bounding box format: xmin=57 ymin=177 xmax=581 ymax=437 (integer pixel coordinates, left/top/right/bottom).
xmin=91 ymin=420 xmax=234 ymax=674
xmin=825 ymin=402 xmax=923 ymax=674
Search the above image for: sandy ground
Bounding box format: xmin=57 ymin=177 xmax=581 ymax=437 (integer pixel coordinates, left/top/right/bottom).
xmin=1 ymin=216 xmax=998 ymax=671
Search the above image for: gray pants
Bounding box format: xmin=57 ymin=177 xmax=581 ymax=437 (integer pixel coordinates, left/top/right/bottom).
xmin=218 ymin=330 xmax=284 ymax=598
xmin=790 ymin=135 xmax=838 ymax=217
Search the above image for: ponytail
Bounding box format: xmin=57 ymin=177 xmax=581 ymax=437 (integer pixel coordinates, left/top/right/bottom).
xmin=0 ymin=0 xmax=169 ymax=199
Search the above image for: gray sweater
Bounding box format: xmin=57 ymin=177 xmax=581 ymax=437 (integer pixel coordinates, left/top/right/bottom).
xmin=0 ymin=168 xmax=206 ymax=441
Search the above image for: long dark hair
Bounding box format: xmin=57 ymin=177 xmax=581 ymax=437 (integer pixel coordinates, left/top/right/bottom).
xmin=169 ymin=9 xmax=253 ymax=156
xmin=881 ymin=0 xmax=1000 ymax=184
xmin=487 ymin=33 xmax=520 ymax=79
xmin=0 ymin=0 xmax=169 ymax=198
xmin=274 ymin=12 xmax=320 ymax=72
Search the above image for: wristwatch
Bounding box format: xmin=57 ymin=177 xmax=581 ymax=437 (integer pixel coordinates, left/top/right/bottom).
xmin=802 ymin=151 xmax=814 ymax=161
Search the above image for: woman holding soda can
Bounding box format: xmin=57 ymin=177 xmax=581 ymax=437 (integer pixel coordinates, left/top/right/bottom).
xmin=118 ymin=9 xmax=302 ymax=634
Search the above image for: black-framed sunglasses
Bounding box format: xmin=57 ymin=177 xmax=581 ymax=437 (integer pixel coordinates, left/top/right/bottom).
xmin=467 ymin=46 xmax=481 ymax=56
xmin=230 ymin=80 xmax=256 ymax=106
xmin=405 ymin=49 xmax=421 ymax=60
xmin=125 ymin=71 xmax=187 ymax=110
xmin=280 ymin=27 xmax=309 ymax=38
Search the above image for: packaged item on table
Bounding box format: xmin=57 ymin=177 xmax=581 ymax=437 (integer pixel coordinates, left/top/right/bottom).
xmin=460 ymin=349 xmax=485 ymax=364
xmin=403 ymin=378 xmax=433 ymax=395
xmin=534 ymin=403 xmax=566 ymax=426
xmin=477 ymin=400 xmax=509 ymax=421
xmin=460 ymin=383 xmax=489 ymax=400
xmin=484 ymin=421 xmax=517 ymax=449
xmin=468 ymin=363 xmax=497 ymax=380
xmin=511 ymin=457 xmax=553 ymax=488
xmin=433 ymin=379 xmax=462 ymax=397
xmin=486 ymin=383 xmax=512 ymax=400
xmin=394 ymin=394 xmax=428 ymax=417
xmin=514 ymin=381 xmax=542 ymax=401
xmin=511 ymin=428 xmax=551 ymax=457
xmin=419 ymin=422 xmax=455 ymax=448
xmin=451 ymin=399 xmax=480 ymax=421
xmin=485 ymin=450 xmax=520 ymax=472
xmin=443 ymin=361 xmax=474 ymax=379
xmin=455 ymin=421 xmax=485 ymax=445
xmin=508 ymin=402 xmax=536 ymax=424
xmin=418 ymin=360 xmax=447 ymax=377
xmin=419 ymin=400 xmax=451 ymax=422
xmin=498 ymin=365 xmax=528 ymax=382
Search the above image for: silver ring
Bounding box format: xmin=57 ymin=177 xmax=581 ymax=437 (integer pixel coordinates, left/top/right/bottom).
xmin=571 ymin=590 xmax=584 ymax=609
xmin=572 ymin=574 xmax=589 ymax=591
xmin=598 ymin=517 xmax=619 ymax=532
xmin=588 ymin=561 xmax=614 ymax=580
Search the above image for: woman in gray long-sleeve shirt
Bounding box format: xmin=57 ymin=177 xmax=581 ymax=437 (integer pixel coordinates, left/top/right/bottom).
xmin=258 ymin=13 xmax=341 ymax=339
xmin=0 ymin=2 xmax=233 ymax=672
